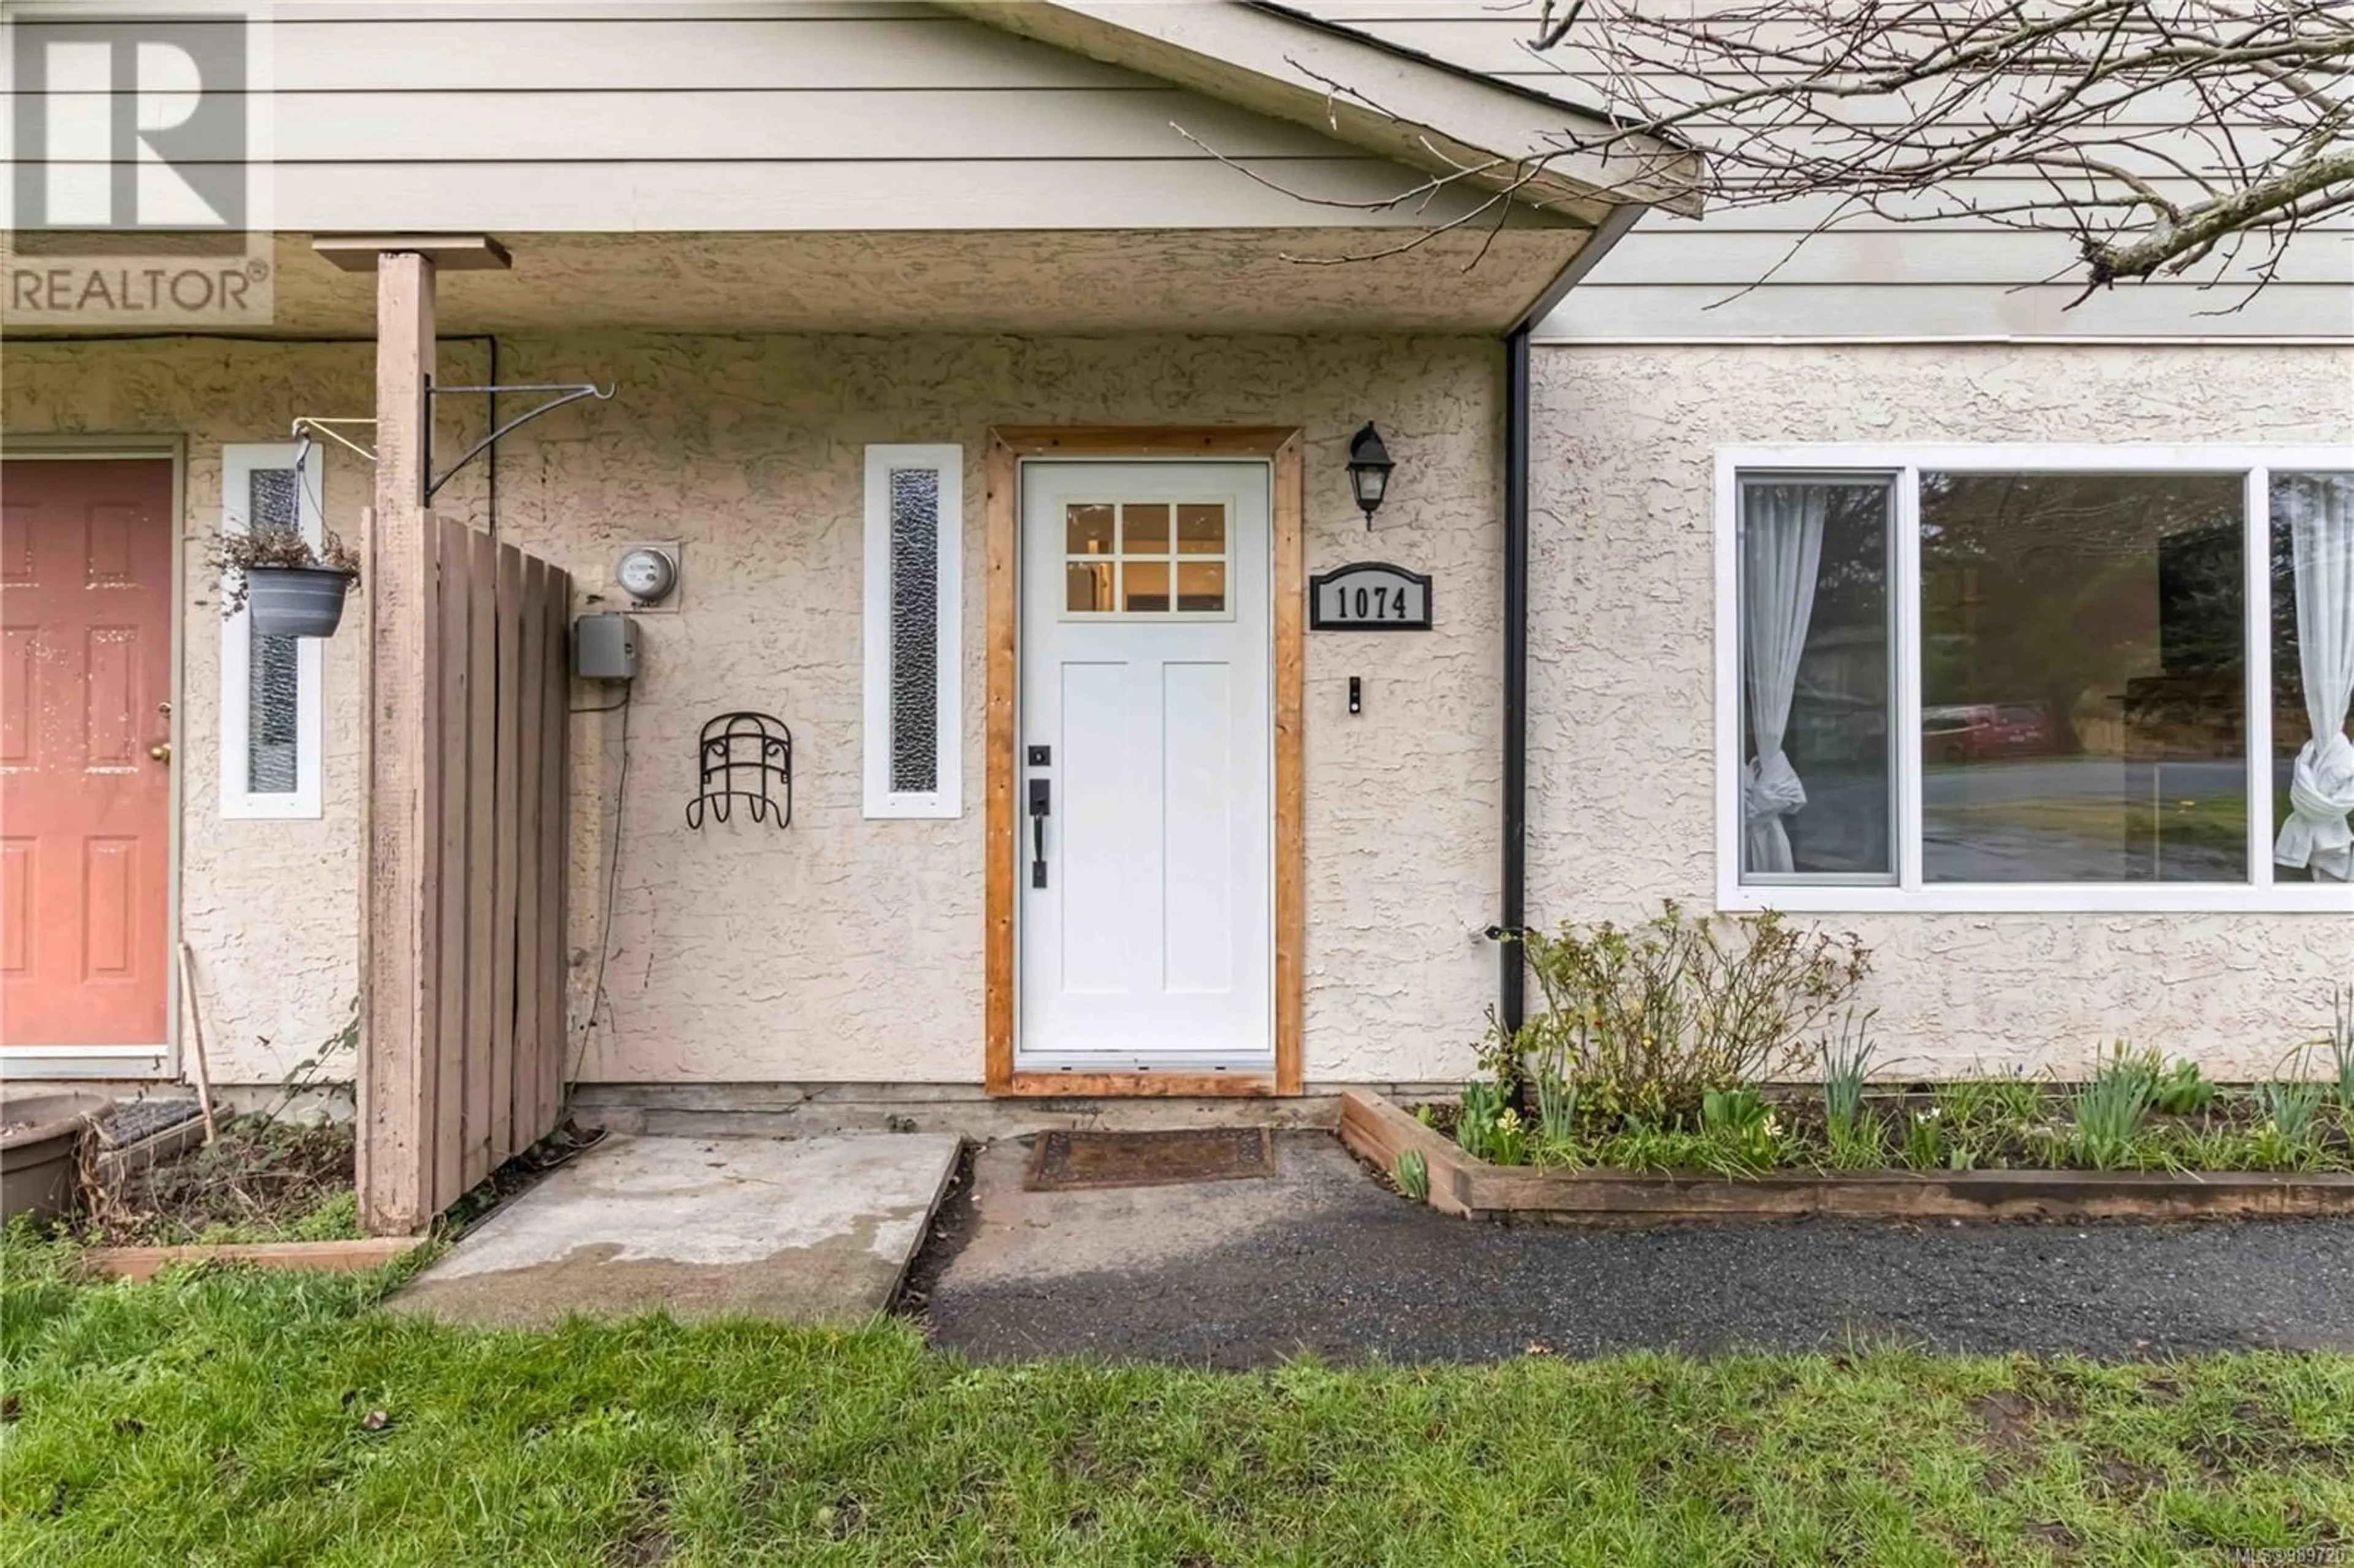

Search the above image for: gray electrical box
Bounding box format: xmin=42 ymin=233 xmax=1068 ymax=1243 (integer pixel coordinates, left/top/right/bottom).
xmin=573 ymin=612 xmax=639 ymax=680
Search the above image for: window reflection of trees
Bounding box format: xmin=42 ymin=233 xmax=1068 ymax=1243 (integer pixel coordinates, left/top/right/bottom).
xmin=1919 ymin=473 xmax=2249 ymax=883
xmin=1919 ymin=473 xmax=2245 ymax=761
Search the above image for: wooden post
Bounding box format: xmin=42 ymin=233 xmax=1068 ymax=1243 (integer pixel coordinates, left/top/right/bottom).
xmin=358 ymin=251 xmax=440 ymax=1235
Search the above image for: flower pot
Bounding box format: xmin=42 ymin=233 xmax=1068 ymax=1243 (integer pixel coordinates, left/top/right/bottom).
xmin=246 ymin=566 xmax=354 ymax=637
xmin=1 ymin=1091 xmax=113 ymax=1224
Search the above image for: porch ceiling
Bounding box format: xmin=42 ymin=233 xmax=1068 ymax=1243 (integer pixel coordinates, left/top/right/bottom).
xmin=6 ymin=227 xmax=1593 ymax=338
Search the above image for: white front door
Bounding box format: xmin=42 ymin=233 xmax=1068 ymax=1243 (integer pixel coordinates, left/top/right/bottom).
xmin=1018 ymin=460 xmax=1273 ymax=1069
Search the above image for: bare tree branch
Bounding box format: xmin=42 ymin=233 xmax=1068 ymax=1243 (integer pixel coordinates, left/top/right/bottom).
xmin=1525 ymin=0 xmax=2354 ymax=300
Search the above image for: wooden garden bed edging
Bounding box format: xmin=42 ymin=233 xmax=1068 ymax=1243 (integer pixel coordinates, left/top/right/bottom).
xmin=77 ymin=1238 xmax=418 ymax=1282
xmin=1336 ymin=1090 xmax=2354 ymax=1225
xmin=1336 ymin=1087 xmax=1477 ymax=1217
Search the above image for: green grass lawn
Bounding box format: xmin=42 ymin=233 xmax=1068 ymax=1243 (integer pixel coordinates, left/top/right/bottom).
xmin=3 ymin=1240 xmax=2349 ymax=1567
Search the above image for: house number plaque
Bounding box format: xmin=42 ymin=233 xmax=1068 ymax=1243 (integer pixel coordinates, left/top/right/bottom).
xmin=1309 ymin=561 xmax=1431 ymax=631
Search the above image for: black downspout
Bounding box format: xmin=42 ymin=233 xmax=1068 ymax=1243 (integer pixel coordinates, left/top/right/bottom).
xmin=1499 ymin=324 xmax=1531 ymax=1037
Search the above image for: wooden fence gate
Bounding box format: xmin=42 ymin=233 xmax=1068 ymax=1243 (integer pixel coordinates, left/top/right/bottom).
xmin=362 ymin=517 xmax=574 ymax=1227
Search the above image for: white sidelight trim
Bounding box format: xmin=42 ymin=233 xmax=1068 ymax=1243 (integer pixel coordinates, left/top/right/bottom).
xmin=218 ymin=442 xmax=324 ymax=820
xmin=863 ymin=443 xmax=964 ymax=820
xmin=1713 ymin=444 xmax=2354 ymax=916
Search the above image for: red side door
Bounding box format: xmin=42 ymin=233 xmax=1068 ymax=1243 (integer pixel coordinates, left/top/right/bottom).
xmin=1 ymin=459 xmax=175 ymax=1049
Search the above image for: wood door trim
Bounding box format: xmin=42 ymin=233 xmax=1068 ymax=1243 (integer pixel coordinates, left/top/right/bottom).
xmin=985 ymin=427 xmax=1305 ymax=1098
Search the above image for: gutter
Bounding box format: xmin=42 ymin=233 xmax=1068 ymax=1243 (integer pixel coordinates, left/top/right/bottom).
xmin=1499 ymin=321 xmax=1532 ymax=1036
xmin=1496 ymin=201 xmax=1651 ymax=1036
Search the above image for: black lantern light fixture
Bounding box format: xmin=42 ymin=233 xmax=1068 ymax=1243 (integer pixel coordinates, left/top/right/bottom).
xmin=1346 ymin=422 xmax=1393 ymax=528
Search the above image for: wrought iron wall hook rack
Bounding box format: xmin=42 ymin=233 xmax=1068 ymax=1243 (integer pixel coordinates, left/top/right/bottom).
xmin=687 ymin=712 xmax=793 ymax=829
xmin=424 ymin=378 xmax=619 ymax=501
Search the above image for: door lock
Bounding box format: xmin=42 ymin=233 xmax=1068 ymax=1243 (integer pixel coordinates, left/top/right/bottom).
xmin=148 ymin=742 xmax=172 ymax=763
xmin=1027 ymin=777 xmax=1051 ymax=889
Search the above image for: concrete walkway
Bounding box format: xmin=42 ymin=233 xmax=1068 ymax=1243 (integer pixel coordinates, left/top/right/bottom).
xmin=395 ymin=1132 xmax=959 ymax=1328
xmin=918 ymin=1131 xmax=2354 ymax=1366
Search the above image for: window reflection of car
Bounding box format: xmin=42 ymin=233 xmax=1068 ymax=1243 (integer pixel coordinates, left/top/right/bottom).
xmin=1922 ymin=703 xmax=2052 ymax=762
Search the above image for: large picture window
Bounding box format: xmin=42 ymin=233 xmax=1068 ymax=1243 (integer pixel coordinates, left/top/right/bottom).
xmin=1717 ymin=449 xmax=2353 ymax=911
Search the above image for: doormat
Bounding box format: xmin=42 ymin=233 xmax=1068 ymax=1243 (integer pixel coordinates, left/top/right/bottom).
xmin=1024 ymin=1127 xmax=1276 ymax=1193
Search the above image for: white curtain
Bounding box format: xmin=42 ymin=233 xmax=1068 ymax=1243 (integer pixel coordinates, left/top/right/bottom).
xmin=2274 ymin=473 xmax=2354 ymax=883
xmin=1742 ymin=484 xmax=1828 ymax=875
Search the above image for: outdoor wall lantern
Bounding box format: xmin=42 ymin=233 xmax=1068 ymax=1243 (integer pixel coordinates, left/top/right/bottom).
xmin=1346 ymin=422 xmax=1394 ymax=527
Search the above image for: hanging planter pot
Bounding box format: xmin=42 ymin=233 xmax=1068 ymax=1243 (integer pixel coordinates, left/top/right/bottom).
xmin=245 ymin=565 xmax=356 ymax=637
xmin=213 ymin=525 xmax=362 ymax=638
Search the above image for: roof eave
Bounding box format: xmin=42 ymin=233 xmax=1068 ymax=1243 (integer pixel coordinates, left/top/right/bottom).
xmin=940 ymin=0 xmax=1705 ymax=225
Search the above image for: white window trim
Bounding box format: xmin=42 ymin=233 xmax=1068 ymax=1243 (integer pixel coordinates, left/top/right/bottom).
xmin=1714 ymin=444 xmax=2354 ymax=915
xmin=863 ymin=443 xmax=962 ymax=820
xmin=218 ymin=442 xmax=324 ymax=820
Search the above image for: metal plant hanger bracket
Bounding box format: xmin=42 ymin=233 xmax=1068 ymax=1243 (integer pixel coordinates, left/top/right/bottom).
xmin=288 ymin=416 xmax=379 ymax=466
xmin=424 ymin=379 xmax=618 ymax=501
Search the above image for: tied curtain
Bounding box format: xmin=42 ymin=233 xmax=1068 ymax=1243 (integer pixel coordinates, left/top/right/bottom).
xmin=1742 ymin=484 xmax=1827 ymax=875
xmin=2275 ymin=474 xmax=2354 ymax=883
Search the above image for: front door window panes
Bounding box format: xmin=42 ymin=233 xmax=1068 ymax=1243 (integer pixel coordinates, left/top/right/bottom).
xmin=1062 ymin=500 xmax=1229 ymax=617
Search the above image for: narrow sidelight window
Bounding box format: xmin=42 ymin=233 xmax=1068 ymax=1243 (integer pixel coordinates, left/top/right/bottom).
xmin=863 ymin=444 xmax=962 ymax=818
xmin=219 ymin=443 xmax=324 ymax=819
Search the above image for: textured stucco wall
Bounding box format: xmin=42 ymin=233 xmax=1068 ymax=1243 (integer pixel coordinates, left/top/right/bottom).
xmin=493 ymin=334 xmax=1504 ymax=1086
xmin=19 ymin=333 xmax=2334 ymax=1091
xmin=6 ymin=333 xmax=1503 ymax=1086
xmin=2 ymin=340 xmax=489 ymax=1087
xmin=1528 ymin=343 xmax=2354 ymax=1079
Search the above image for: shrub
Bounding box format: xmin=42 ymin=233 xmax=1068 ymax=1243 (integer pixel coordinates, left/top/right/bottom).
xmin=1455 ymin=1080 xmax=1530 ymax=1165
xmin=1817 ymin=1009 xmax=1877 ymax=1141
xmin=1698 ymin=1087 xmax=1781 ymax=1172
xmin=1393 ymin=1148 xmax=1429 ymax=1201
xmin=2260 ymin=1077 xmax=2325 ymax=1145
xmin=2152 ymin=1057 xmax=2216 ymax=1116
xmin=2070 ymin=1046 xmax=2155 ymax=1171
xmin=1456 ymin=1079 xmax=1503 ymax=1161
xmin=1898 ymin=1107 xmax=1945 ymax=1171
xmin=1507 ymin=902 xmax=1869 ymax=1123
xmin=2325 ymin=983 xmax=2354 ymax=1113
xmin=1531 ymin=1062 xmax=1579 ymax=1146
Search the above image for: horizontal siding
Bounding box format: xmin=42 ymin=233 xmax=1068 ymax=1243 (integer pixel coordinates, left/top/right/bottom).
xmin=220 ymin=156 xmax=1533 ymax=232
xmin=1651 ymin=181 xmax=2354 ymax=235
xmin=34 ymin=15 xmax=1143 ymax=91
xmin=4 ymin=9 xmax=1526 ymax=234
xmin=1289 ymin=0 xmax=2352 ymax=339
xmin=1593 ymin=227 xmax=2353 ymax=287
xmin=1539 ymin=283 xmax=2354 ymax=340
xmin=8 ymin=89 xmax=1357 ymax=162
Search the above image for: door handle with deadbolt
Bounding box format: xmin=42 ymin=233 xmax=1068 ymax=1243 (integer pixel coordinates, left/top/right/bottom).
xmin=1027 ymin=778 xmax=1050 ymax=889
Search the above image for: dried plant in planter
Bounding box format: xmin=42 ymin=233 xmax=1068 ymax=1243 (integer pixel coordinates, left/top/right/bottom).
xmin=1504 ymin=901 xmax=1869 ymax=1124
xmin=210 ymin=528 xmax=360 ymax=617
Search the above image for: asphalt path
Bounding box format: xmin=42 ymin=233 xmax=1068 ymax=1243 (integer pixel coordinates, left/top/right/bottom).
xmin=919 ymin=1134 xmax=2354 ymax=1368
